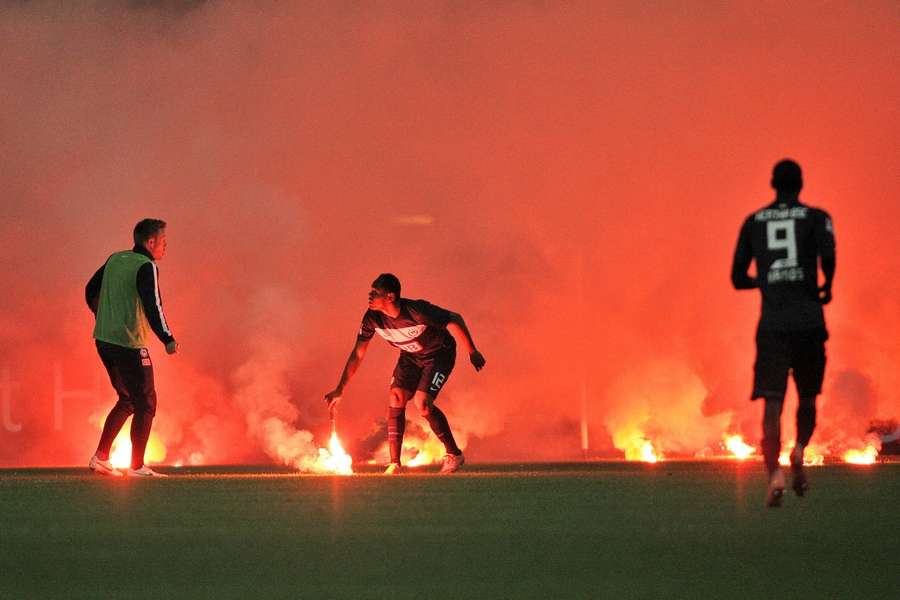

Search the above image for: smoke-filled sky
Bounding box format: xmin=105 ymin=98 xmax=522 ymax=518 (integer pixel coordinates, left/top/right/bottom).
xmin=1 ymin=1 xmax=897 ymax=466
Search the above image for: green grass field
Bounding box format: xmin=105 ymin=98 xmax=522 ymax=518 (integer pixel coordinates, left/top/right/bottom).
xmin=1 ymin=462 xmax=897 ymax=599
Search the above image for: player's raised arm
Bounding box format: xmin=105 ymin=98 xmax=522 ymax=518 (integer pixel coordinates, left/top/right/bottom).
xmin=324 ymin=337 xmax=370 ymax=410
xmin=446 ymin=312 xmax=486 ymax=371
xmin=731 ymin=218 xmax=758 ymax=290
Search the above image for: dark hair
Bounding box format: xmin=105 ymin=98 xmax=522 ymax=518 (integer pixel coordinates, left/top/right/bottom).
xmin=771 ymin=159 xmax=803 ymax=192
xmin=372 ymin=273 xmax=401 ymax=297
xmin=133 ymin=219 xmax=167 ymax=245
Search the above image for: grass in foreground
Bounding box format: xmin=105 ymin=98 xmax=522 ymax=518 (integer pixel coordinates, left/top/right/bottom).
xmin=1 ymin=462 xmax=897 ymax=599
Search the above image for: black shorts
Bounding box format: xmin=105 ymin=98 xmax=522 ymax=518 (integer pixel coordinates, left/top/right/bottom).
xmin=391 ymin=347 xmax=456 ymax=399
xmin=96 ymin=340 xmax=157 ymax=416
xmin=752 ymin=328 xmax=827 ymax=400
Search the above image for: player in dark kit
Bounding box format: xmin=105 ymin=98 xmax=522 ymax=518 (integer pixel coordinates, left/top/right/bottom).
xmin=85 ymin=219 xmax=178 ymax=477
xmin=731 ymin=160 xmax=836 ymax=507
xmin=325 ymin=274 xmax=486 ymax=474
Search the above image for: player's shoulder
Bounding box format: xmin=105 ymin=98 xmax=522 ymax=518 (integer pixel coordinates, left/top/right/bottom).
xmin=361 ymin=309 xmax=380 ymax=323
xmin=798 ymin=202 xmax=835 ymax=231
xmin=803 ymin=202 xmax=832 ymax=220
xmin=400 ymin=298 xmax=424 ymax=315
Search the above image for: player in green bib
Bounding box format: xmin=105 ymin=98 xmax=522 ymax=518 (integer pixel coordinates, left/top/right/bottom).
xmin=85 ymin=219 xmax=178 ymax=477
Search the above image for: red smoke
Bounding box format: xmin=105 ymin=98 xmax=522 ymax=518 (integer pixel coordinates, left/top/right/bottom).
xmin=1 ymin=2 xmax=897 ymax=466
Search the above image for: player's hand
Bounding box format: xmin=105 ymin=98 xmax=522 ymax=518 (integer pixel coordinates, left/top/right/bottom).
xmin=470 ymin=350 xmax=486 ymax=371
xmin=165 ymin=340 xmax=178 ymax=355
xmin=817 ymin=286 xmax=833 ymax=305
xmin=324 ymin=389 xmax=343 ymax=410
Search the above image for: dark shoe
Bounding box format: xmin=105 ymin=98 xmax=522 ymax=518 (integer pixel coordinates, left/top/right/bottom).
xmin=766 ymin=469 xmax=785 ymax=508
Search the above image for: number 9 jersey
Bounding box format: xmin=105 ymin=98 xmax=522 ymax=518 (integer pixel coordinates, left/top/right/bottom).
xmin=733 ymin=201 xmax=836 ymax=332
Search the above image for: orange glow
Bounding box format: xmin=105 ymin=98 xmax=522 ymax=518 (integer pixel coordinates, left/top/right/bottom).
xmin=843 ymin=445 xmax=878 ymax=465
xmin=3 ymin=5 xmax=898 ymax=470
xmin=723 ymin=434 xmax=755 ymax=460
xmin=108 ymin=427 xmax=167 ymax=470
xmin=371 ymin=431 xmax=452 ymax=468
xmin=404 ymin=435 xmax=445 ymax=467
xmin=623 ymin=439 xmax=660 ymax=463
xmin=779 ymin=444 xmax=825 ymax=467
xmin=314 ymin=431 xmax=353 ymax=475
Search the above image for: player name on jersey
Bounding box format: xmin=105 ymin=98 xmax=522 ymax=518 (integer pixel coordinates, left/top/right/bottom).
xmin=768 ymin=267 xmax=804 ymax=283
xmin=754 ymin=206 xmax=809 ymax=221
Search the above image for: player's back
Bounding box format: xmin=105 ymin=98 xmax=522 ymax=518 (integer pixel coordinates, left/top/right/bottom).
xmin=742 ymin=200 xmax=835 ymax=331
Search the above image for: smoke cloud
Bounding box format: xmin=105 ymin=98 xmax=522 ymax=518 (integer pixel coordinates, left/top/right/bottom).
xmin=1 ymin=1 xmax=897 ymax=466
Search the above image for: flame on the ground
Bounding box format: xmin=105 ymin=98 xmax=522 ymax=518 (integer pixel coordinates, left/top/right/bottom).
xmin=623 ymin=438 xmax=661 ymax=463
xmin=315 ymin=431 xmax=353 ymax=475
xmin=778 ymin=444 xmax=825 ymax=467
xmin=723 ymin=434 xmax=755 ymax=459
xmin=372 ymin=431 xmax=448 ymax=467
xmin=108 ymin=427 xmax=167 ymax=470
xmin=843 ymin=445 xmax=878 ymax=465
xmin=405 ymin=435 xmax=445 ymax=467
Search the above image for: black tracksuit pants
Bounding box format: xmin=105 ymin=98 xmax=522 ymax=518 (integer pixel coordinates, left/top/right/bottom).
xmin=95 ymin=340 xmax=157 ymax=470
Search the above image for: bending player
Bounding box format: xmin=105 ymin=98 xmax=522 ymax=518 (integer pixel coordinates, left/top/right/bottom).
xmin=324 ymin=273 xmax=485 ymax=474
xmin=731 ymin=160 xmax=836 ymax=507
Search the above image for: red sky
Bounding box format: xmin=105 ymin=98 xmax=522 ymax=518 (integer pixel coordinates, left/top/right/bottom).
xmin=1 ymin=1 xmax=897 ymax=466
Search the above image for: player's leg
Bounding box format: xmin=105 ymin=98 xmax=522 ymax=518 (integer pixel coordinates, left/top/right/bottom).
xmin=414 ymin=349 xmax=463 ymax=472
xmin=761 ymin=397 xmax=785 ymax=476
xmin=115 ymin=348 xmax=165 ymax=477
xmin=753 ymin=330 xmax=790 ymax=506
xmin=411 ymin=390 xmax=460 ymax=455
xmin=92 ymin=342 xmax=134 ymax=474
xmin=387 ymin=386 xmax=412 ymax=469
xmin=385 ymin=354 xmax=419 ymax=473
xmin=127 ymin=349 xmax=157 ymax=471
xmin=789 ymin=329 xmax=828 ymax=495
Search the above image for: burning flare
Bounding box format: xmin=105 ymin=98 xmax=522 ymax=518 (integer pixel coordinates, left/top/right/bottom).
xmin=779 ymin=443 xmax=825 ymax=467
xmin=108 ymin=428 xmax=167 ymax=470
xmin=723 ymin=434 xmax=755 ymax=460
xmin=404 ymin=435 xmax=444 ymax=467
xmin=843 ymin=445 xmax=878 ymax=465
xmin=623 ymin=438 xmax=660 ymax=463
xmin=315 ymin=431 xmax=353 ymax=475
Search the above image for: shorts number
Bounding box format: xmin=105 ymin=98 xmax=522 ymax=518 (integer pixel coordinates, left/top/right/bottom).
xmin=767 ymin=220 xmax=798 ymax=269
xmin=431 ymin=373 xmax=446 ymax=390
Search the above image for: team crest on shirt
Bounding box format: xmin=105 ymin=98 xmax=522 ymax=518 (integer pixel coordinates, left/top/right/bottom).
xmin=139 ymin=348 xmax=149 ymax=357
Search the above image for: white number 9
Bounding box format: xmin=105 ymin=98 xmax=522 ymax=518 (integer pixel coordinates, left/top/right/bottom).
xmin=767 ymin=219 xmax=798 ymax=268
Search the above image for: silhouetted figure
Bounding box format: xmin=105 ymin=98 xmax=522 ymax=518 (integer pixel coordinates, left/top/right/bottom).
xmin=731 ymin=160 xmax=836 ymax=507
xmin=324 ymin=273 xmax=485 ymax=474
xmin=85 ymin=219 xmax=178 ymax=477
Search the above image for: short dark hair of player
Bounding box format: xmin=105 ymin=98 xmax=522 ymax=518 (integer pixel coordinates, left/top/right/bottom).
xmin=372 ymin=273 xmax=401 ymax=297
xmin=771 ymin=159 xmax=803 ymax=193
xmin=133 ymin=219 xmax=167 ymax=246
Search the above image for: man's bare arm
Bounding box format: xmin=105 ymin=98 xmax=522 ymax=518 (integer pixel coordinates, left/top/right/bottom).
xmin=446 ymin=313 xmax=486 ymax=371
xmin=324 ymin=338 xmax=370 ymax=409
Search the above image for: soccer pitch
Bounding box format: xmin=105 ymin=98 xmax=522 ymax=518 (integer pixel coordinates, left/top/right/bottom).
xmin=1 ymin=462 xmax=897 ymax=599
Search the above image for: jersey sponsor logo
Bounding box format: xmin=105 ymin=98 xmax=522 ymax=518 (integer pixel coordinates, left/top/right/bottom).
xmin=375 ymin=325 xmax=427 ymax=344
